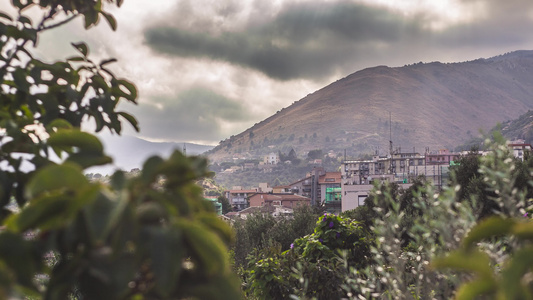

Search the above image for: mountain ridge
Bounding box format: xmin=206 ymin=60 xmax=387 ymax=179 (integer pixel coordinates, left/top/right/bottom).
xmin=207 ymin=50 xmax=533 ymax=162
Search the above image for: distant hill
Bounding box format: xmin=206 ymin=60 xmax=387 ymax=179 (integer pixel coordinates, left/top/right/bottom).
xmin=500 ymin=110 xmax=533 ymax=142
xmin=87 ymin=134 xmax=214 ymax=175
xmin=206 ymin=50 xmax=533 ymax=162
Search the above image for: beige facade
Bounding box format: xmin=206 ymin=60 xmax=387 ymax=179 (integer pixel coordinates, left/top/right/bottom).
xmin=341 ymin=152 xmax=450 ymax=212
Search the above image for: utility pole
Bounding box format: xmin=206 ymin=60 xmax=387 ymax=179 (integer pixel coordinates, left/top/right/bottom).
xmin=389 ymin=112 xmax=393 ymax=175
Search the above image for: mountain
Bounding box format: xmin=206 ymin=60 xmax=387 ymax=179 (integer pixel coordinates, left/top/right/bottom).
xmin=207 ymin=50 xmax=533 ymax=162
xmin=500 ymin=110 xmax=533 ymax=142
xmin=87 ymin=134 xmax=214 ymax=175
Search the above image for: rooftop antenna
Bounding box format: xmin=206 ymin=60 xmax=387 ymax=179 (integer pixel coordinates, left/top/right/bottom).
xmin=389 ymin=112 xmax=393 ymax=174
xmin=389 ymin=111 xmax=393 ymax=156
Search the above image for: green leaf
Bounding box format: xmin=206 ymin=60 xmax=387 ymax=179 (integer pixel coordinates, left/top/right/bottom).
xmin=46 ymin=119 xmax=73 ymax=132
xmin=83 ymin=9 xmax=99 ymax=29
xmin=99 ymin=58 xmax=117 ymax=67
xmin=66 ymin=56 xmax=85 ymax=62
xmin=196 ymin=212 xmax=234 ymax=245
xmin=0 ymin=12 xmax=13 ymax=21
xmin=141 ymin=156 xmax=164 ymax=183
xmin=455 ymin=279 xmax=497 ymax=300
xmin=100 ymin=11 xmax=117 ymax=31
xmin=175 ymin=219 xmax=229 ymax=276
xmin=117 ymin=111 xmax=139 ymax=132
xmin=67 ymin=152 xmax=112 ymax=169
xmin=511 ymin=221 xmax=533 ymax=241
xmin=461 ymin=217 xmax=515 ymax=250
xmin=116 ymin=79 xmax=137 ymax=102
xmin=71 ymin=42 xmax=89 ymax=57
xmin=25 ymin=163 xmax=88 ymax=199
xmin=7 ymin=185 xmax=100 ymax=232
xmin=18 ymin=15 xmax=31 ymax=25
xmin=144 ymin=227 xmax=183 ymax=297
xmin=431 ymin=250 xmax=494 ymax=279
xmin=82 ymin=192 xmax=116 ymax=242
xmin=500 ymin=246 xmax=533 ymax=299
xmin=0 ymin=232 xmax=43 ymax=287
xmin=183 ymin=274 xmax=244 ymax=300
xmin=48 ymin=129 xmax=104 ymax=154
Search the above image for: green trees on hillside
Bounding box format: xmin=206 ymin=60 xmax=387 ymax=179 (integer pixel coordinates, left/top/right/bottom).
xmin=0 ymin=1 xmax=241 ymax=298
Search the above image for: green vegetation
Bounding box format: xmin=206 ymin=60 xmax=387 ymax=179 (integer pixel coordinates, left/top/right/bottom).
xmin=237 ymin=134 xmax=533 ymax=299
xmin=0 ymin=1 xmax=241 ymax=299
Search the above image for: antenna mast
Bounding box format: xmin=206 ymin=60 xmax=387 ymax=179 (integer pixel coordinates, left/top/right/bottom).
xmin=389 ymin=112 xmax=393 ymax=174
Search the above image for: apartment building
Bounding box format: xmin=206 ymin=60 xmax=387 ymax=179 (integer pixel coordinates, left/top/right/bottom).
xmin=341 ymin=151 xmax=452 ymax=212
xmin=224 ymin=188 xmax=258 ymax=211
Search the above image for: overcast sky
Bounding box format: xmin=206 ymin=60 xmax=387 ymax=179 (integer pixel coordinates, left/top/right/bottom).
xmin=20 ymin=0 xmax=533 ymax=145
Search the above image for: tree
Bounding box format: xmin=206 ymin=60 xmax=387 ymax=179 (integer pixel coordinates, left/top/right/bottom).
xmin=217 ymin=195 xmax=232 ymax=214
xmin=307 ymin=149 xmax=323 ymax=160
xmin=0 ymin=1 xmax=241 ymax=299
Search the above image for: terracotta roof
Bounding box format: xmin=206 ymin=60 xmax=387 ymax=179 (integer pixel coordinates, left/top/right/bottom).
xmin=318 ymin=172 xmax=341 ymax=184
xmin=250 ymin=193 xmax=311 ymax=201
xmin=226 ymin=189 xmax=258 ymax=194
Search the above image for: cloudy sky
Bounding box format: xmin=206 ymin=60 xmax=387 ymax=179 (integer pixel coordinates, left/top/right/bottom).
xmin=23 ymin=0 xmax=533 ymax=145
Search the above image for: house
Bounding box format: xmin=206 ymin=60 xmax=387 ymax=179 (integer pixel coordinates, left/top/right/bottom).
xmin=225 ymin=206 xmax=294 ymax=220
xmin=224 ymin=188 xmax=258 ymax=211
xmin=425 ymin=149 xmax=460 ymax=165
xmin=258 ymin=182 xmax=273 ymax=193
xmin=272 ymin=185 xmax=291 ymax=193
xmin=248 ymin=193 xmax=311 ymax=208
xmin=508 ymin=140 xmax=532 ymax=161
xmin=264 ymin=152 xmax=279 ymax=165
xmin=282 ymin=168 xmax=342 ymax=213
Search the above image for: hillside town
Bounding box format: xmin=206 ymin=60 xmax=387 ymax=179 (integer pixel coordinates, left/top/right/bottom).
xmin=212 ymin=139 xmax=532 ymax=217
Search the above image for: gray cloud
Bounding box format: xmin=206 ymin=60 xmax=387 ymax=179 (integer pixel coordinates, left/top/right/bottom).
xmin=128 ymin=86 xmax=254 ymax=142
xmin=144 ymin=1 xmax=422 ymax=80
xmin=143 ymin=0 xmax=533 ymax=81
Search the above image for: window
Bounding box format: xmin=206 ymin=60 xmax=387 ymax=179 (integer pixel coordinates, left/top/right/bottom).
xmin=358 ymin=195 xmax=367 ymax=206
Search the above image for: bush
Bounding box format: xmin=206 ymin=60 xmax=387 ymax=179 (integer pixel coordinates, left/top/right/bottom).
xmin=0 ymin=1 xmax=242 ymax=298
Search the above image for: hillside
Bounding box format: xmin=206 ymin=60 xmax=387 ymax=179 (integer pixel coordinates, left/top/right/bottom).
xmin=206 ymin=50 xmax=533 ymax=162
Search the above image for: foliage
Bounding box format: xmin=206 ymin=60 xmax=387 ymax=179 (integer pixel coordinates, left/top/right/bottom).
xmin=217 ymin=195 xmax=232 ymax=214
xmin=232 ymin=205 xmax=320 ymax=269
xmin=307 ymin=149 xmax=323 ymax=160
xmin=450 ymin=133 xmax=533 ymax=220
xmin=0 ymin=0 xmax=138 ymax=213
xmin=342 ymin=180 xmax=476 ymax=299
xmin=432 ymin=216 xmax=533 ymax=300
xmin=242 ymin=213 xmax=373 ymax=299
xmin=339 ymin=134 xmax=531 ymax=299
xmin=0 ymin=1 xmax=242 ymax=299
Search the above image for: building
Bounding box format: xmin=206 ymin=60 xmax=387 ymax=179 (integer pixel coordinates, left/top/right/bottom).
xmin=319 ymin=172 xmax=342 ymax=214
xmin=264 ymin=152 xmax=279 ymax=165
xmin=258 ymin=182 xmax=273 ymax=193
xmin=341 ymin=150 xmax=455 ymax=212
xmin=283 ymin=168 xmax=342 ymax=213
xmin=508 ymin=140 xmax=532 ymax=161
xmin=248 ymin=193 xmax=311 ymax=208
xmin=272 ymin=185 xmax=291 ymax=193
xmin=224 ymin=188 xmax=258 ymax=211
xmin=225 ymin=206 xmax=294 ymax=220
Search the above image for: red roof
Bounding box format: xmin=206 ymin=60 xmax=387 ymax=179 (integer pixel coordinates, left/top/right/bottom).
xmin=226 ymin=189 xmax=258 ymax=194
xmin=318 ymin=172 xmax=341 ymax=184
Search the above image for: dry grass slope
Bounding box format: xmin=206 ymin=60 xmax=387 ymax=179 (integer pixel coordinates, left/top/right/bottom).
xmin=207 ymin=50 xmax=533 ymax=162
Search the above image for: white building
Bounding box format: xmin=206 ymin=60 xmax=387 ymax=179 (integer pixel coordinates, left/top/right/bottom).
xmin=264 ymin=152 xmax=279 ymax=165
